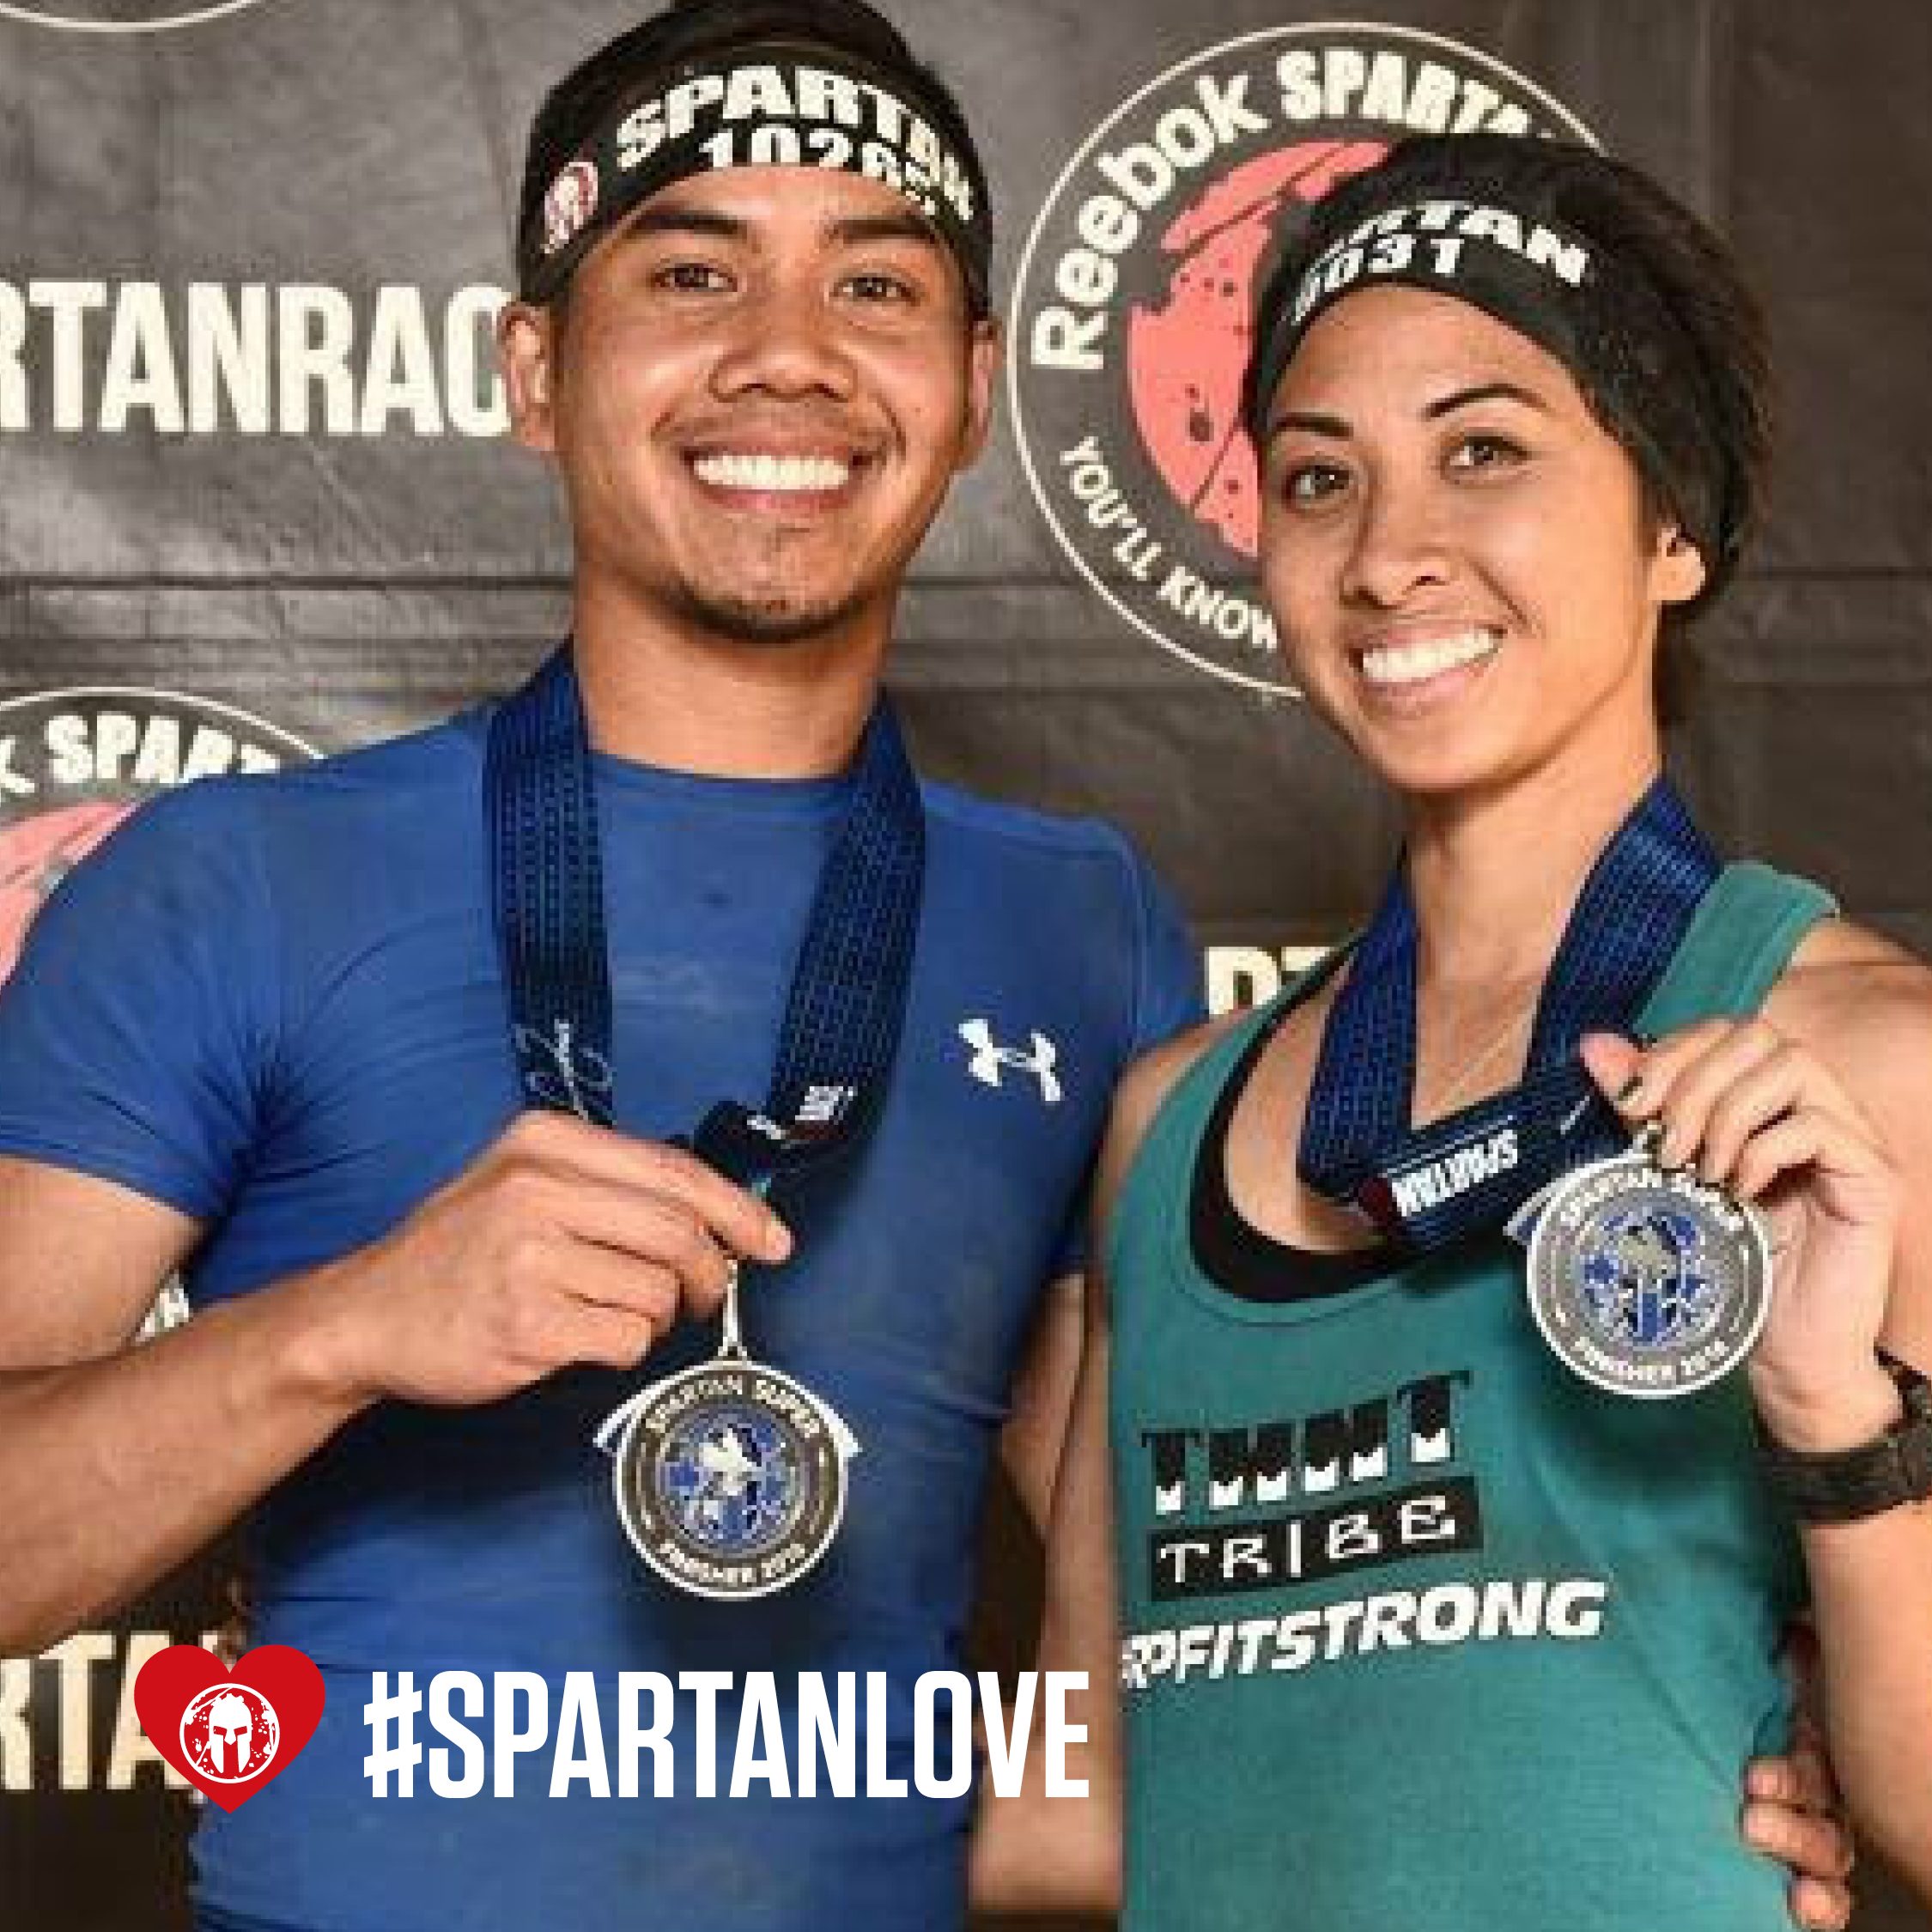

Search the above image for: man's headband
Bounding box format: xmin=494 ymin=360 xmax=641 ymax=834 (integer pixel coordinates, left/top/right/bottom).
xmin=1245 ymin=195 xmax=1739 ymax=581
xmin=518 ymin=41 xmax=993 ymax=314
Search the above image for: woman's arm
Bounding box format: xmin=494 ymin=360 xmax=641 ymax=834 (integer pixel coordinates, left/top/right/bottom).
xmin=1585 ymin=931 xmax=1932 ymax=1904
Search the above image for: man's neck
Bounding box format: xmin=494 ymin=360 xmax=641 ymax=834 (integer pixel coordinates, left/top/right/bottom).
xmin=569 ymin=594 xmax=890 ymax=781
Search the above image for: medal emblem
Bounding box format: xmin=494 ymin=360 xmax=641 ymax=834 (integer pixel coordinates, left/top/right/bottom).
xmin=1516 ymin=1130 xmax=1773 ymax=1399
xmin=596 ymin=1264 xmax=859 ymax=1599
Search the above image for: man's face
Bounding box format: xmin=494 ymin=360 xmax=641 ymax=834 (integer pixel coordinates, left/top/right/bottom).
xmin=502 ymin=167 xmax=997 ymax=650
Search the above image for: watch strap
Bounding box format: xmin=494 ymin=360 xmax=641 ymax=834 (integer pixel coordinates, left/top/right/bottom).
xmin=1757 ymin=1357 xmax=1932 ymax=1524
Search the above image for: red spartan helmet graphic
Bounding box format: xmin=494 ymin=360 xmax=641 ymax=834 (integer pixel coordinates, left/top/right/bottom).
xmin=1126 ymin=140 xmax=1384 ymax=560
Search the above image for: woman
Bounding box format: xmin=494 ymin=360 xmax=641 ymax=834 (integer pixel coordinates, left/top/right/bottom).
xmin=1022 ymin=134 xmax=1932 ymax=1930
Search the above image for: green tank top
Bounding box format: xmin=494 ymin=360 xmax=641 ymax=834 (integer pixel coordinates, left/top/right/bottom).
xmin=1109 ymin=862 xmax=1835 ymax=1932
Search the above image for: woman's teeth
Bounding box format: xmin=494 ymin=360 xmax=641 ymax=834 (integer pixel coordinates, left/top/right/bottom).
xmin=1358 ymin=629 xmax=1498 ymax=687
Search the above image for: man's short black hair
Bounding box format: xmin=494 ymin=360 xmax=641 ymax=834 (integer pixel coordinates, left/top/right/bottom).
xmin=517 ymin=0 xmax=987 ymax=296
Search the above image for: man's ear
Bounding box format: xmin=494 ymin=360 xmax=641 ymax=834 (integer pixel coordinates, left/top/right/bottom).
xmin=1653 ymin=521 xmax=1708 ymax=607
xmin=499 ymin=299 xmax=560 ymax=454
xmin=955 ymin=315 xmax=1003 ymax=471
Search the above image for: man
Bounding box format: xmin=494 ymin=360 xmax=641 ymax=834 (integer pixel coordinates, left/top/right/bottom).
xmin=0 ymin=4 xmax=1852 ymax=1929
xmin=0 ymin=3 xmax=1196 ymax=1924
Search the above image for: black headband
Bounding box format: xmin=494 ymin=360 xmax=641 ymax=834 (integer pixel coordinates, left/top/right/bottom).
xmin=1247 ymin=196 xmax=1738 ymax=581
xmin=518 ymin=41 xmax=993 ymax=314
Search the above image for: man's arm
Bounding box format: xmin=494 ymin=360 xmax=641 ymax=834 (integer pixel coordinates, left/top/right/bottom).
xmin=998 ymin=1267 xmax=1088 ymax=1541
xmin=972 ymin=1029 xmax=1223 ymax=1917
xmin=0 ymin=1157 xmax=361 ymax=1654
xmin=970 ymin=1255 xmax=1123 ymax=1917
xmin=0 ymin=1116 xmax=790 ymax=1656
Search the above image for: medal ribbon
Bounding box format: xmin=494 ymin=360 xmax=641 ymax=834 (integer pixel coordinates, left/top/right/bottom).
xmin=1298 ymin=778 xmax=1719 ymax=1251
xmin=485 ymin=645 xmax=925 ymax=1191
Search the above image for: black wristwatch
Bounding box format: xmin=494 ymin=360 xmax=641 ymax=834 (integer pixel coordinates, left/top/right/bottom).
xmin=1758 ymin=1354 xmax=1932 ymax=1523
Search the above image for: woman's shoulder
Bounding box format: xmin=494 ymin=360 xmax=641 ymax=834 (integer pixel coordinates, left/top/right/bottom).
xmin=1111 ymin=1010 xmax=1248 ymax=1147
xmin=1774 ymin=917 xmax=1932 ymax=1042
xmin=1771 ymin=917 xmax=1932 ymax=1154
xmin=1084 ymin=1012 xmax=1242 ymax=1266
xmin=1101 ymin=976 xmax=1344 ymax=1200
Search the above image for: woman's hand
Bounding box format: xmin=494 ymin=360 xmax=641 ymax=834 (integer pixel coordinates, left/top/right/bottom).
xmin=1580 ymin=1024 xmax=1904 ymax=1450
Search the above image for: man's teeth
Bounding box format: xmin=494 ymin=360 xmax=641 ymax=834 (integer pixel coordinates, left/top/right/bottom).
xmin=1358 ymin=629 xmax=1498 ymax=687
xmin=692 ymin=452 xmax=852 ymax=492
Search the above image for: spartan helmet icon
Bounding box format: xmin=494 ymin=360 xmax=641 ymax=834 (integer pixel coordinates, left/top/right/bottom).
xmin=207 ymin=1691 xmax=255 ymax=1773
xmin=183 ymin=1682 xmax=280 ymax=1783
xmin=543 ymin=161 xmax=600 ymax=255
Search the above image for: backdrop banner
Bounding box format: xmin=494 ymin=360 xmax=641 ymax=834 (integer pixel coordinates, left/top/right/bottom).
xmin=1 ymin=3 xmax=1926 ymax=1929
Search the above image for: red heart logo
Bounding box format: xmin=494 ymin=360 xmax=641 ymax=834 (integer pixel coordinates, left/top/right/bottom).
xmin=133 ymin=1643 xmax=326 ymax=1812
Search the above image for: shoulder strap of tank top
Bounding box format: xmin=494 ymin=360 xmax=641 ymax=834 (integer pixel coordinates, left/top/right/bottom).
xmin=1636 ymin=860 xmax=1838 ymax=1031
xmin=1106 ymin=945 xmax=1354 ymax=1285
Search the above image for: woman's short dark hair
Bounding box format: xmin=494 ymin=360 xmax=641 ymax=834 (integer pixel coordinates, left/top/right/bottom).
xmin=1246 ymin=132 xmax=1774 ymax=636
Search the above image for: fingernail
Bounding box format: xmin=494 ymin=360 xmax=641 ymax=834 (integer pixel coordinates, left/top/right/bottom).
xmin=1615 ymin=1072 xmax=1645 ymax=1107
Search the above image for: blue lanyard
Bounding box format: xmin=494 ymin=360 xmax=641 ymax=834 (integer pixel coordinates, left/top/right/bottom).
xmin=1298 ymin=778 xmax=1719 ymax=1251
xmin=484 ymin=647 xmax=925 ymax=1189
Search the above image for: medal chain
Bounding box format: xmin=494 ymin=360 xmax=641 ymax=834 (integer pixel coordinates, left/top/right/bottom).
xmin=1416 ymin=984 xmax=1541 ymax=1123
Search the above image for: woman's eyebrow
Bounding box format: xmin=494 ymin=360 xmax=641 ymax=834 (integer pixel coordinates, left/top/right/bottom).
xmin=1265 ymin=379 xmax=1552 ymax=443
xmin=1265 ymin=408 xmax=1352 ymax=442
xmin=1422 ymin=380 xmax=1549 ymax=420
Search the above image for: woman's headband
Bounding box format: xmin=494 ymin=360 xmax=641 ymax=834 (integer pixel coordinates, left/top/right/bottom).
xmin=1245 ymin=191 xmax=1740 ymax=581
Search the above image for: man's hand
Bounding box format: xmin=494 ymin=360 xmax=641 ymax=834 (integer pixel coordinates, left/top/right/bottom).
xmin=1744 ymin=1625 xmax=1856 ymax=1932
xmin=1746 ymin=1733 xmax=1856 ymax=1931
xmin=315 ymin=1112 xmax=793 ymax=1408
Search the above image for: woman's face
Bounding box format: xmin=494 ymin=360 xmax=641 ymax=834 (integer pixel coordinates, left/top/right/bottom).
xmin=1256 ymin=284 xmax=1704 ymax=802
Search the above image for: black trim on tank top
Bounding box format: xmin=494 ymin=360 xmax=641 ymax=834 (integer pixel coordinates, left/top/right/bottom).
xmin=1190 ymin=1005 xmax=1395 ymax=1302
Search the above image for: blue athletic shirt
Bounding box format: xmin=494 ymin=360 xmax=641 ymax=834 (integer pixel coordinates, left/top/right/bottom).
xmin=0 ymin=704 xmax=1202 ymax=1932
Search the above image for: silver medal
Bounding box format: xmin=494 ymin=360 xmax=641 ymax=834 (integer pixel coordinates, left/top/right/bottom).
xmin=1516 ymin=1127 xmax=1774 ymax=1400
xmin=595 ymin=1263 xmax=859 ymax=1600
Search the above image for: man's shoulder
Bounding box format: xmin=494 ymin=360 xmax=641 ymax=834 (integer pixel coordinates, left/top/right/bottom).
xmin=240 ymin=708 xmax=483 ymax=804
xmin=918 ymin=775 xmax=1144 ymax=869
xmin=131 ymin=709 xmax=485 ymax=845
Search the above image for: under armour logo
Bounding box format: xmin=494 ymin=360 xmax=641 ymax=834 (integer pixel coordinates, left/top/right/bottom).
xmin=958 ymin=1019 xmax=1063 ymax=1104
